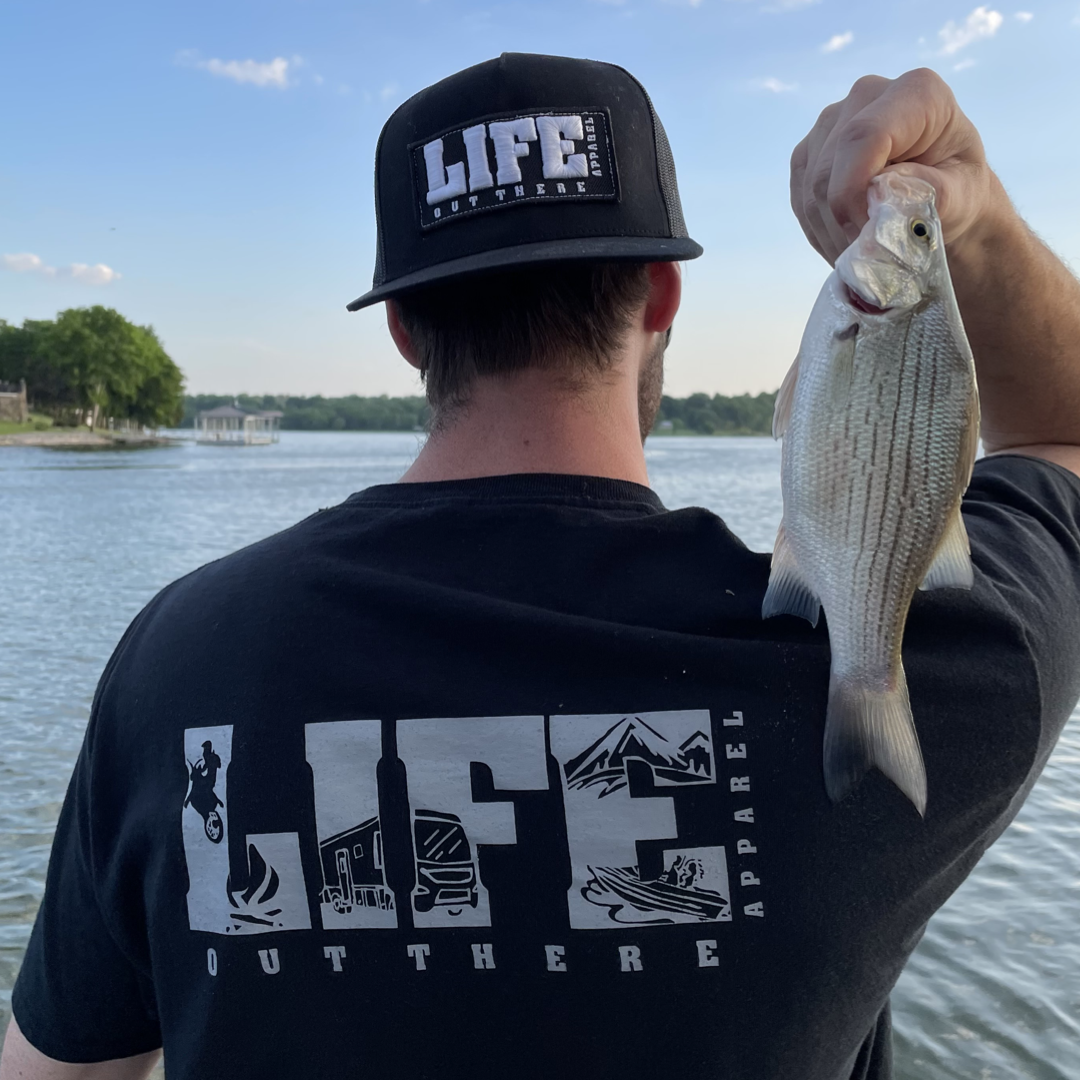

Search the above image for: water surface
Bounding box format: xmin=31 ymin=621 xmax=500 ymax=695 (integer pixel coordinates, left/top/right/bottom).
xmin=0 ymin=432 xmax=1076 ymax=1078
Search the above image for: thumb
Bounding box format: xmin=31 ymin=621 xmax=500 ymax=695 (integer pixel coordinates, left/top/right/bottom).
xmin=881 ymin=161 xmax=946 ymax=209
xmin=881 ymin=160 xmax=980 ymax=245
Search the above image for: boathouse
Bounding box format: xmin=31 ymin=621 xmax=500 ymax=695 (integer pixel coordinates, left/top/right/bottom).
xmin=196 ymin=404 xmax=283 ymax=446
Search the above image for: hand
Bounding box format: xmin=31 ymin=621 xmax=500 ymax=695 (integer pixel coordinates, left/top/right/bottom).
xmin=790 ymin=68 xmax=994 ymax=266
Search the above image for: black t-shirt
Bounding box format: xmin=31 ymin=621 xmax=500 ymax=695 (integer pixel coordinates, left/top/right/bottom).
xmin=13 ymin=455 xmax=1080 ymax=1080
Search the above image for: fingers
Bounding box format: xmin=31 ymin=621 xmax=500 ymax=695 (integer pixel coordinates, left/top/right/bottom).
xmin=791 ymin=76 xmax=891 ymax=265
xmin=789 ymin=136 xmax=828 ymax=262
xmin=791 ymin=68 xmax=986 ymax=261
xmin=826 ymin=70 xmax=957 ymax=236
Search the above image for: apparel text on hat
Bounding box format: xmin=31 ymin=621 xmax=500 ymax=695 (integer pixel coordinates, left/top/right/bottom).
xmin=411 ymin=110 xmax=618 ymax=230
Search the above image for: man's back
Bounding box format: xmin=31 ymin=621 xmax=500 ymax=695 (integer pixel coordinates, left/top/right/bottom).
xmin=14 ymin=460 xmax=1080 ymax=1079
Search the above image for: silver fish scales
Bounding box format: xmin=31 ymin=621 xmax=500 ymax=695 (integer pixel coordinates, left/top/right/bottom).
xmin=765 ymin=172 xmax=980 ymax=815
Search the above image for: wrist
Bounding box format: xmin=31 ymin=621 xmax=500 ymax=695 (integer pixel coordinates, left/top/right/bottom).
xmin=944 ymin=171 xmax=1019 ymax=273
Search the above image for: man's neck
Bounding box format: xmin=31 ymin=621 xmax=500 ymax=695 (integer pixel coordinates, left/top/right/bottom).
xmin=399 ymin=367 xmax=649 ymax=486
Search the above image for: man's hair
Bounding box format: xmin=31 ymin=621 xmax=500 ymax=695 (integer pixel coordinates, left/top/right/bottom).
xmin=394 ymin=261 xmax=652 ymax=416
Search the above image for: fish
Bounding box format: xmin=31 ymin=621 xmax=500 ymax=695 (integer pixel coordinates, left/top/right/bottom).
xmin=764 ymin=172 xmax=980 ymax=815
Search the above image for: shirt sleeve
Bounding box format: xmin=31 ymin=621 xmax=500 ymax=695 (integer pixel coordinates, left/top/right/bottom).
xmin=11 ymin=646 xmax=162 ymax=1062
xmin=962 ymin=453 xmax=1080 ymax=766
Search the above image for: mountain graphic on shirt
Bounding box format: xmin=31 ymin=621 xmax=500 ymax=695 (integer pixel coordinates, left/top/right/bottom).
xmin=563 ymin=716 xmax=713 ymax=797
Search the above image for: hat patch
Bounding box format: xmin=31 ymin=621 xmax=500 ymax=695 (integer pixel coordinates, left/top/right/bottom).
xmin=412 ymin=109 xmax=617 ymax=230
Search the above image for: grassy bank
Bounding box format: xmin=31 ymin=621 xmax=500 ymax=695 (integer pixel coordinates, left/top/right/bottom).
xmin=0 ymin=414 xmax=56 ymax=435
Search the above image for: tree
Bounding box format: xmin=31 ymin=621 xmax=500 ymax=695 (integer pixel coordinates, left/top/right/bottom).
xmin=128 ymin=326 xmax=185 ymax=428
xmin=0 ymin=308 xmax=185 ymax=428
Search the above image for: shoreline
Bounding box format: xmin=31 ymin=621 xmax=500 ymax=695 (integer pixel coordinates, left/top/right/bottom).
xmin=0 ymin=429 xmax=775 ymax=447
xmin=0 ymin=430 xmax=180 ymax=449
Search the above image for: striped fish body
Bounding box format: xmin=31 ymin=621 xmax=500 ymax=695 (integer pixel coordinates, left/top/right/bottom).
xmin=765 ymin=173 xmax=980 ymax=814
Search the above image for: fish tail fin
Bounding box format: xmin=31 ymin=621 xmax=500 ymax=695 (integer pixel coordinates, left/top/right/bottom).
xmin=823 ymin=668 xmax=927 ymax=816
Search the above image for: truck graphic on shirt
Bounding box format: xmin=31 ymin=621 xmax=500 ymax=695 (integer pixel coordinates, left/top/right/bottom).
xmin=412 ymin=809 xmax=479 ymax=913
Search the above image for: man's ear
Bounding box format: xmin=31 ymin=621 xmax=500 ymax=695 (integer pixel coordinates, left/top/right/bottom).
xmin=643 ymin=261 xmax=682 ymax=335
xmin=385 ymin=300 xmax=422 ymax=371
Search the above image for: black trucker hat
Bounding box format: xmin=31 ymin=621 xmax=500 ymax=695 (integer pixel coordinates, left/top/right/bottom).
xmin=346 ymin=52 xmax=702 ymax=311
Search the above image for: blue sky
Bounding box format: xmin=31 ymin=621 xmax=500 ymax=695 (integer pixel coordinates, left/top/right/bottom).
xmin=3 ymin=1 xmax=1078 ymax=398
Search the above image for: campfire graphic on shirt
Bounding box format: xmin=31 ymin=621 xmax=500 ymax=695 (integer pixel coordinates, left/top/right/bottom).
xmin=226 ymin=843 xmax=285 ymax=929
xmin=554 ymin=712 xmax=731 ymax=927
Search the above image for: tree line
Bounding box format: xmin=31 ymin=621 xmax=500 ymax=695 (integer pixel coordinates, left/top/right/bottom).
xmin=0 ymin=307 xmax=185 ymax=428
xmin=182 ymin=391 xmax=777 ymax=436
xmin=653 ymin=391 xmax=777 ymax=435
xmin=183 ymin=394 xmax=431 ymax=431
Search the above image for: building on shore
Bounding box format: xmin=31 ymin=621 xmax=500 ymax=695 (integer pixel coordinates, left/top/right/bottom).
xmin=0 ymin=380 xmax=29 ymax=424
xmin=196 ymin=404 xmax=283 ymax=446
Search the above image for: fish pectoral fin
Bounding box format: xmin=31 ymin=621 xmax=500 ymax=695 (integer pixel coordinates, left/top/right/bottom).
xmin=772 ymin=352 xmax=800 ymax=440
xmin=823 ymin=668 xmax=927 ymax=816
xmin=919 ymin=506 xmax=974 ymax=591
xmin=762 ymin=523 xmax=821 ymax=626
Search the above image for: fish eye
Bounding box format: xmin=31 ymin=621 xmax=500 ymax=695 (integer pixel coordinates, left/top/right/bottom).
xmin=911 ymin=219 xmax=930 ymax=240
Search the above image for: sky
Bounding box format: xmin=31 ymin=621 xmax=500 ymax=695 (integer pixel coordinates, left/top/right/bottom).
xmin=3 ymin=0 xmax=1079 ymax=399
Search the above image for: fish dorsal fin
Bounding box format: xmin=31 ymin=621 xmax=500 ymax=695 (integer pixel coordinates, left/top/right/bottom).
xmin=919 ymin=506 xmax=974 ymax=591
xmin=762 ymin=521 xmax=821 ymax=625
xmin=772 ymin=353 xmax=800 ymax=439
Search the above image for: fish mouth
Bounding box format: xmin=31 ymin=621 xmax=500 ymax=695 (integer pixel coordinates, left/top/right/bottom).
xmin=844 ymin=284 xmax=892 ymax=316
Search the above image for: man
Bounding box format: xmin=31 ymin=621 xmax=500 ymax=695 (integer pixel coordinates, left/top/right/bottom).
xmin=3 ymin=53 xmax=1079 ymax=1080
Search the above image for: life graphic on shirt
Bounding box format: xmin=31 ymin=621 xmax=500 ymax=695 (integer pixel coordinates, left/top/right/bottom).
xmin=182 ymin=708 xmax=755 ymax=940
xmin=306 ymin=720 xmax=397 ymax=929
xmin=551 ymin=711 xmax=731 ymax=928
xmin=182 ymin=726 xmax=311 ymax=935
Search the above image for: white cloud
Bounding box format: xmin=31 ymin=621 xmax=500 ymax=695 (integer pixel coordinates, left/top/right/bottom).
xmin=3 ymin=253 xmax=121 ymax=285
xmin=69 ymin=263 xmax=122 ymax=285
xmin=756 ymin=76 xmax=797 ymax=92
xmin=762 ymin=0 xmax=820 ymax=10
xmin=954 ymin=57 xmax=978 ymax=69
xmin=938 ymin=6 xmax=1004 ymax=55
xmin=3 ymin=252 xmax=55 ymax=276
xmin=313 ymin=74 xmax=324 ymax=85
xmin=822 ymin=31 xmax=854 ymax=53
xmin=181 ymin=52 xmax=294 ymax=88
xmin=1014 ymin=11 xmax=1033 ymax=22
xmin=379 ymin=83 xmax=399 ymax=101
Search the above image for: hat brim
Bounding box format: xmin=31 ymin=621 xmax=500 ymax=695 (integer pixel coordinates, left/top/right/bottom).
xmin=345 ymin=235 xmax=703 ymax=311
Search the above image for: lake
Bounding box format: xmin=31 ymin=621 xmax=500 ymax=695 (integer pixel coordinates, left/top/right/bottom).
xmin=1 ymin=432 xmax=1077 ymax=1078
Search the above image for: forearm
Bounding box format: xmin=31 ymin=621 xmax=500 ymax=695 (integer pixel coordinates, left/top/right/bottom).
xmin=0 ymin=1018 xmax=160 ymax=1080
xmin=948 ymin=173 xmax=1080 ymax=453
